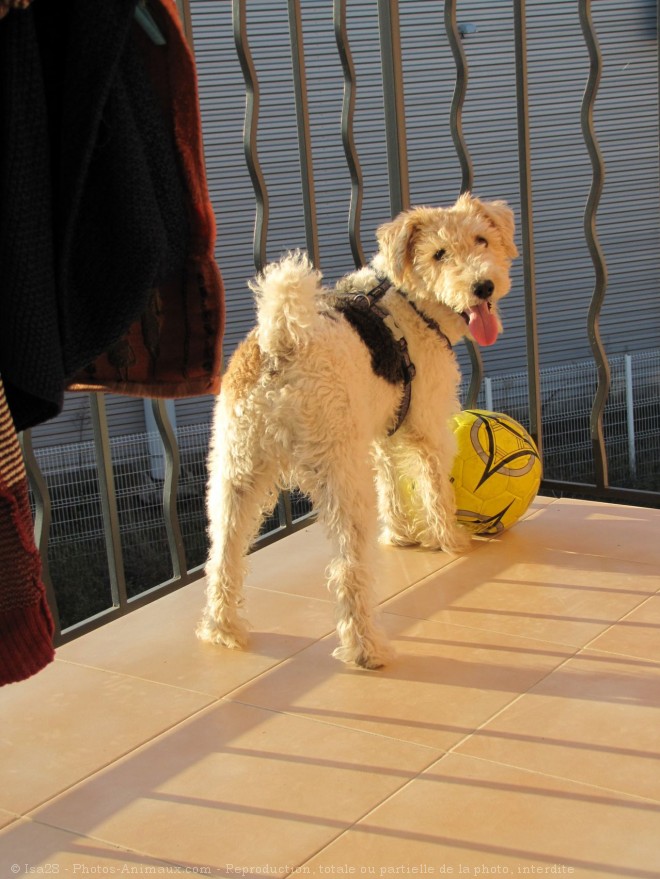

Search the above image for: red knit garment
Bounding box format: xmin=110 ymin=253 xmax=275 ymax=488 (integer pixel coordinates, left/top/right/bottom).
xmin=68 ymin=0 xmax=225 ymax=400
xmin=0 ymin=375 xmax=54 ymax=686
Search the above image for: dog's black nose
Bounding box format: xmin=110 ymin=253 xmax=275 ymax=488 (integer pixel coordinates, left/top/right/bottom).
xmin=473 ymin=279 xmax=494 ymax=300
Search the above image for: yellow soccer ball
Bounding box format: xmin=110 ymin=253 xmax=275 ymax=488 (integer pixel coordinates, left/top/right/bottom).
xmin=450 ymin=409 xmax=542 ymax=535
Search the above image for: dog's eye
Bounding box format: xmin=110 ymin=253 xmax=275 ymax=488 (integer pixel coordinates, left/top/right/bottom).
xmin=433 ymin=249 xmax=446 ymax=262
xmin=476 ymin=236 xmax=488 ymax=247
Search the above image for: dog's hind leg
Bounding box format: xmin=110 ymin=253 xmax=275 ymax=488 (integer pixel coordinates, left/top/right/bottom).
xmin=197 ymin=416 xmax=278 ymax=650
xmin=302 ymin=449 xmax=393 ymax=669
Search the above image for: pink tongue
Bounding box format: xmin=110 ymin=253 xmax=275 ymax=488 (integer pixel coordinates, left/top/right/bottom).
xmin=467 ymin=303 xmax=499 ymax=346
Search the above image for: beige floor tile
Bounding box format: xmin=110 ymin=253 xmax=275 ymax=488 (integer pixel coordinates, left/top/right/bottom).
xmin=457 ymin=648 xmax=660 ymax=802
xmin=589 ymin=594 xmax=660 ymax=663
xmin=507 ymin=498 xmax=660 ymax=567
xmin=248 ymin=524 xmax=464 ymax=604
xmin=1 ymin=495 xmax=655 ymax=879
xmin=230 ymin=613 xmax=574 ymax=749
xmin=0 ymin=661 xmax=211 ymax=815
xmin=384 ymin=533 xmax=658 ymax=647
xmin=29 ymin=701 xmax=437 ymax=877
xmin=54 ymin=496 xmax=561 ymax=700
xmin=0 ymin=818 xmax=181 ymax=876
xmin=59 ymin=578 xmax=335 ymax=696
xmin=302 ymin=753 xmax=660 ymax=878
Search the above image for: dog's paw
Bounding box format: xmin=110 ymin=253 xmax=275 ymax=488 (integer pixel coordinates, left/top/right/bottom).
xmin=379 ymin=527 xmax=419 ymax=548
xmin=356 ymin=642 xmax=396 ymax=670
xmin=196 ymin=614 xmax=250 ymax=650
xmin=417 ymin=522 xmax=472 ymax=554
xmin=333 ymin=632 xmax=396 ymax=670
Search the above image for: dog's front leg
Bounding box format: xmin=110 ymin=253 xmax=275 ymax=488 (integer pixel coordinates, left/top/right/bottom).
xmin=372 ymin=440 xmax=421 ymax=547
xmin=410 ymin=433 xmax=471 ymax=554
xmin=379 ymin=429 xmax=470 ymax=554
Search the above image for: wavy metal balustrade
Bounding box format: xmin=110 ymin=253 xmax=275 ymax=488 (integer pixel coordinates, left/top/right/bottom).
xmin=22 ymin=0 xmax=660 ymax=644
xmin=335 ymin=0 xmax=364 ymax=268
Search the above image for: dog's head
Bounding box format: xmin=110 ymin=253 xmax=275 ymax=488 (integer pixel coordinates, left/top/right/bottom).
xmin=374 ymin=193 xmax=518 ymax=346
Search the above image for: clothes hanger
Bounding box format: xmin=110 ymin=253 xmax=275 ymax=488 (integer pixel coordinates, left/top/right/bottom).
xmin=134 ymin=0 xmax=166 ymax=45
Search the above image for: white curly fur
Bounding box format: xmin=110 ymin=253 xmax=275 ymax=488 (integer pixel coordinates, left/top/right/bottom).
xmin=198 ymin=194 xmax=517 ymax=669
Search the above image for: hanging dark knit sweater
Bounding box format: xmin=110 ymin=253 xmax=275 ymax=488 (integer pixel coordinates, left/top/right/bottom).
xmin=0 ymin=0 xmax=224 ymax=430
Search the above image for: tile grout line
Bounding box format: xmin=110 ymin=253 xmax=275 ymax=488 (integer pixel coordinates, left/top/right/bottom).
xmin=445 ymin=751 xmax=660 ymax=807
xmin=577 ymin=644 xmax=660 ymax=667
xmin=578 ymin=591 xmax=660 ymax=658
xmin=6 ymin=814 xmax=216 ymax=875
xmin=59 ymin=630 xmax=340 ymax=695
xmin=206 ymin=635 xmax=337 ymax=703
xmin=53 ymin=656 xmax=221 ymax=698
xmin=442 ymin=643 xmax=584 ymax=759
xmin=225 ymin=694 xmax=449 ymax=752
xmin=285 ymin=749 xmax=452 ymax=878
xmin=378 ymin=605 xmax=594 ymax=653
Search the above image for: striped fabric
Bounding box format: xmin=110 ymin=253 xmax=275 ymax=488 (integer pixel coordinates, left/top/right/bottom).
xmin=0 ymin=375 xmax=54 ymax=685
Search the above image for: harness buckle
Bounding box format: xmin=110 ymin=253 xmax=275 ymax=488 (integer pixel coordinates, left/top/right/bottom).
xmin=351 ymin=292 xmax=371 ymax=310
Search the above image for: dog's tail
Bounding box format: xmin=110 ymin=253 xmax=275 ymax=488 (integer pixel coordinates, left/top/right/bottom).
xmin=250 ymin=251 xmax=324 ymax=359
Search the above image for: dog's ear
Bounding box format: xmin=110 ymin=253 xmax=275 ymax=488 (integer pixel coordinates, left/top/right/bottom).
xmin=376 ymin=210 xmax=421 ymax=286
xmin=472 ymin=197 xmax=519 ymax=260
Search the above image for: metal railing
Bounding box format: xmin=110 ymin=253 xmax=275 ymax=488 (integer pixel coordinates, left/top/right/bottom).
xmin=22 ymin=0 xmax=660 ymax=645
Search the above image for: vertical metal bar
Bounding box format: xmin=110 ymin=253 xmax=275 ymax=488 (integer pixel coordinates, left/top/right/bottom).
xmin=150 ymin=399 xmax=188 ymax=579
xmin=20 ymin=430 xmax=61 ymax=637
xmin=445 ymin=0 xmax=483 ymax=407
xmin=288 ymin=0 xmax=321 ymax=268
xmin=334 ymin=0 xmax=365 ymax=268
xmin=484 ymin=377 xmax=493 ymax=412
xmin=233 ymin=0 xmax=269 ymax=273
xmin=89 ymin=393 xmax=126 ymax=608
xmin=579 ymin=0 xmax=610 ymax=488
xmin=512 ymin=0 xmax=543 ymax=456
xmin=624 ymin=354 xmax=636 ymax=479
xmin=278 ymin=492 xmax=294 ymax=531
xmin=377 ymin=0 xmax=410 ymax=216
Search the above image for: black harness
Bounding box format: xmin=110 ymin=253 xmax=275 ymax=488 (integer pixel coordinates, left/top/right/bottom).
xmin=333 ymin=278 xmax=451 ymax=436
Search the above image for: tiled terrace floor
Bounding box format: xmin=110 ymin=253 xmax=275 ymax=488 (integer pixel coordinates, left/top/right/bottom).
xmin=1 ymin=496 xmax=659 ymax=878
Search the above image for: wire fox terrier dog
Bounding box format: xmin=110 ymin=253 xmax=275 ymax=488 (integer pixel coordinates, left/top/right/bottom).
xmin=198 ymin=193 xmax=517 ymax=668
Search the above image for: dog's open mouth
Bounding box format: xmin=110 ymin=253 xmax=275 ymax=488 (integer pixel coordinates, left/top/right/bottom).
xmin=463 ymin=301 xmax=499 ymax=347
